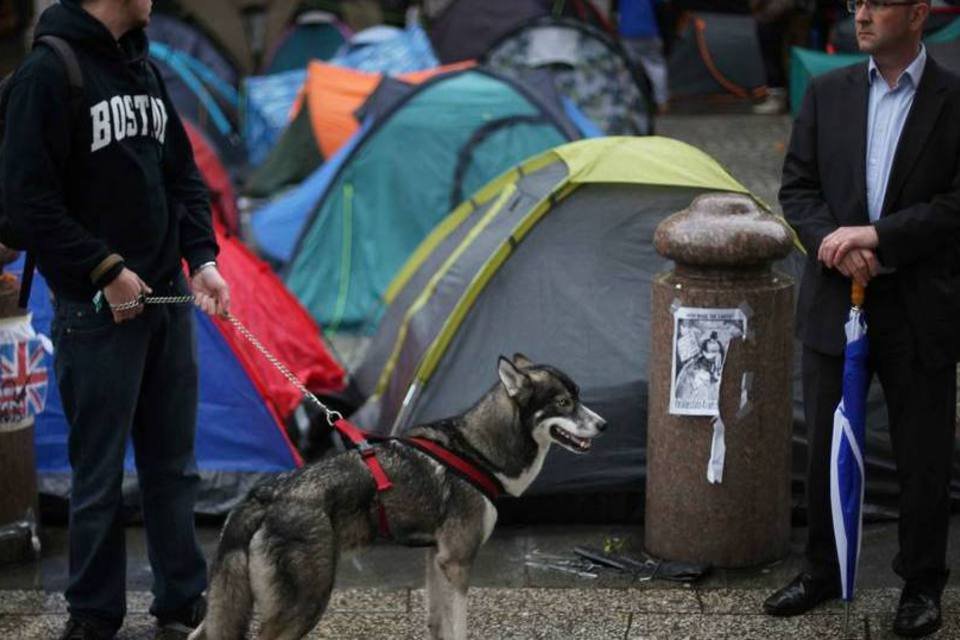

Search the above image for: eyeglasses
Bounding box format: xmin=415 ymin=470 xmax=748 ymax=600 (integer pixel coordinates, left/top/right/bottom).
xmin=845 ymin=0 xmax=921 ymax=13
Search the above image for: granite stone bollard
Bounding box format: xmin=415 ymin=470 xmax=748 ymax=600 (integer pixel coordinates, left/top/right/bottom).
xmin=644 ymin=192 xmax=795 ymax=568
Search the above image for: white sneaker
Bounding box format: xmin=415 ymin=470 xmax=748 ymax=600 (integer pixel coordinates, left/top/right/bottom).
xmin=753 ymin=88 xmax=787 ymax=115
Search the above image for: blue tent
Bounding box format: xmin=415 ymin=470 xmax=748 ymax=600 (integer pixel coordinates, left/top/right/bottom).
xmin=332 ymin=24 xmax=439 ymax=73
xmin=147 ymin=12 xmax=238 ymax=84
xmin=243 ymin=68 xmax=307 ymax=167
xmin=147 ymin=14 xmax=246 ymax=171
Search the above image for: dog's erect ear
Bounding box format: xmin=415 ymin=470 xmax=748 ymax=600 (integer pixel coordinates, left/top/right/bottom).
xmin=512 ymin=353 xmax=535 ymax=369
xmin=498 ymin=356 xmax=531 ymax=398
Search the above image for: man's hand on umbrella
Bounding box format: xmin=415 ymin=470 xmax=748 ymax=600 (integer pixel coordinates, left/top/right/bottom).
xmin=835 ymin=248 xmax=880 ymax=288
xmin=818 ymin=225 xmax=879 ymax=269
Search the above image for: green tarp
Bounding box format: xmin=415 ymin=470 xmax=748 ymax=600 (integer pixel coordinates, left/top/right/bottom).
xmin=789 ymin=47 xmax=865 ymax=116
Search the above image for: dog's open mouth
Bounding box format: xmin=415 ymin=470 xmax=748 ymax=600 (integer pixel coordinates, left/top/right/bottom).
xmin=550 ymin=425 xmax=592 ymax=452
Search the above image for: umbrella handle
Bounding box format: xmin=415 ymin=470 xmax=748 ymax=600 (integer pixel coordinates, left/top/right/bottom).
xmin=851 ymin=281 xmax=865 ymax=307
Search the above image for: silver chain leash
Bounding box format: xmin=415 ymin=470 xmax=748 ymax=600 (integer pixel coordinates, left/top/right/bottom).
xmin=108 ymin=294 xmax=195 ymax=312
xmin=224 ymin=308 xmax=343 ymax=426
xmin=113 ymin=294 xmax=344 ymax=426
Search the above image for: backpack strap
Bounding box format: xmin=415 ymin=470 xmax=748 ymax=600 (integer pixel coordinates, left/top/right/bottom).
xmin=144 ymin=57 xmax=164 ymax=85
xmin=14 ymin=35 xmax=84 ymax=310
xmin=34 ymin=35 xmax=84 ymax=116
xmin=17 ymin=252 xmax=35 ymax=309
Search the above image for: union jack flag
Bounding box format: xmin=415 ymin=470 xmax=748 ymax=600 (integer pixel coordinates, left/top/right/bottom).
xmin=0 ymin=339 xmax=49 ymax=419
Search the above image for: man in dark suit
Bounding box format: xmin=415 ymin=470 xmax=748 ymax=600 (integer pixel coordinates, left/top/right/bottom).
xmin=762 ymin=0 xmax=960 ymax=636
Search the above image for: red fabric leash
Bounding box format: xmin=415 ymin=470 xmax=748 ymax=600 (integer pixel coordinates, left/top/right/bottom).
xmin=405 ymin=436 xmax=504 ymax=501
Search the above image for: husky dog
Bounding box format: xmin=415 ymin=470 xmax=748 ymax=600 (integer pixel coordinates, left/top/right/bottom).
xmin=189 ymin=354 xmax=606 ymax=640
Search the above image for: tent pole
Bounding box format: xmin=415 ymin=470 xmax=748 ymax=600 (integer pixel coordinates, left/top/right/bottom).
xmin=391 ymin=382 xmax=422 ymax=436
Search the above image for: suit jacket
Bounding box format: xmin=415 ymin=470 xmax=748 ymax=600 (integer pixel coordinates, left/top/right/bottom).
xmin=782 ymin=57 xmax=960 ymax=368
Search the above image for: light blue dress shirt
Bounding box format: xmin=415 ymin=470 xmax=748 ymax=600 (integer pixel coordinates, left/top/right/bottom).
xmin=865 ymin=45 xmax=927 ymax=222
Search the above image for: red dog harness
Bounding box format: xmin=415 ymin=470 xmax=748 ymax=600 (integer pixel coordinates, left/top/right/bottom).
xmin=334 ymin=419 xmax=505 ymax=538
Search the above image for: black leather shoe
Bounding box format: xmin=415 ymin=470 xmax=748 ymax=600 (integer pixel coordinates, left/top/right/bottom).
xmin=59 ymin=618 xmax=113 ymax=640
xmin=155 ymin=596 xmax=207 ymax=640
xmin=762 ymin=572 xmax=841 ymax=617
xmin=893 ymin=587 xmax=942 ymax=638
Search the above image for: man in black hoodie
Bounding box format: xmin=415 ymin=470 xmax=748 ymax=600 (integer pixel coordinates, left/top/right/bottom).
xmin=0 ymin=0 xmax=230 ymax=638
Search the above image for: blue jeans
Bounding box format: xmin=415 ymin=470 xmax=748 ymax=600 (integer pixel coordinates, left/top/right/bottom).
xmin=51 ymin=274 xmax=207 ymax=633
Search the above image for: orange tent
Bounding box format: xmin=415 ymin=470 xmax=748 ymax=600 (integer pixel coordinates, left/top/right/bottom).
xmin=245 ymin=59 xmax=474 ymax=197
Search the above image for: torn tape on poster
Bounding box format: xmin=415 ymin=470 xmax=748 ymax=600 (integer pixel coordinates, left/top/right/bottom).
xmin=707 ymin=416 xmax=725 ymax=484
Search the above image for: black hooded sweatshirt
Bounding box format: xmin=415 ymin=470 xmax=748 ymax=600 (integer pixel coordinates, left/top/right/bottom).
xmin=0 ymin=1 xmax=217 ymax=301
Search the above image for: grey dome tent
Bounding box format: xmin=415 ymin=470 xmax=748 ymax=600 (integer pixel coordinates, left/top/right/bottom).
xmin=482 ymin=16 xmax=655 ymax=136
xmin=426 ymin=0 xmax=547 ymax=64
xmin=351 ymin=137 xmax=759 ymax=494
xmin=667 ymin=12 xmax=767 ymax=103
xmin=347 ymin=136 xmax=960 ymax=516
xmin=424 ymin=0 xmax=612 ymax=64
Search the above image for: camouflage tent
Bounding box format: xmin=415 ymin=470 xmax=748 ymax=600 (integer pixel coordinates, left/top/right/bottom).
xmin=667 ymin=11 xmax=767 ymax=103
xmin=483 ymin=16 xmax=654 ymax=136
xmin=424 ymin=0 xmax=612 ymax=64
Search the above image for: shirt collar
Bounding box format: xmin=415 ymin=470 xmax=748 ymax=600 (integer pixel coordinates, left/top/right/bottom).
xmin=868 ymin=43 xmax=927 ymax=89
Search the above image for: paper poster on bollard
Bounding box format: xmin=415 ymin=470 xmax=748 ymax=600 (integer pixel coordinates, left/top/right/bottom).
xmin=668 ymin=306 xmax=747 ymax=417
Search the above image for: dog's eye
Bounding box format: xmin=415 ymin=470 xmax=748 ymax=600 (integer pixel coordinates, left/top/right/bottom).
xmin=556 ymin=397 xmax=570 ymax=409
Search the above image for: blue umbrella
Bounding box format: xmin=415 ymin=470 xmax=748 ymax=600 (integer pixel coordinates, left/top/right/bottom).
xmin=830 ymin=282 xmax=869 ymax=625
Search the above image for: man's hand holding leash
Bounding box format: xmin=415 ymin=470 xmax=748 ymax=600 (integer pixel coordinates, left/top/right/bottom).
xmin=103 ymin=266 xmax=152 ymax=323
xmin=101 ymin=263 xmax=231 ymax=321
xmin=191 ymin=261 xmax=231 ymax=317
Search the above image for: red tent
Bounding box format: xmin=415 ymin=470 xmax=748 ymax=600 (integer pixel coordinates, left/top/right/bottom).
xmin=210 ymin=227 xmax=346 ymax=420
xmin=184 ymin=119 xmax=241 ymax=235
xmin=185 ymin=119 xmax=346 ymax=422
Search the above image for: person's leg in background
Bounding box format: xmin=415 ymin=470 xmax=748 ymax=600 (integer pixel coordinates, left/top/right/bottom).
xmin=753 ymin=12 xmax=791 ymax=114
xmin=618 ymin=0 xmax=671 ymax=113
xmin=621 ymin=36 xmax=670 ymax=114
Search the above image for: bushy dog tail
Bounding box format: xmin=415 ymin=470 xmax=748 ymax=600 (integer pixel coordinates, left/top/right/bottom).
xmin=195 ymin=499 xmax=268 ymax=640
